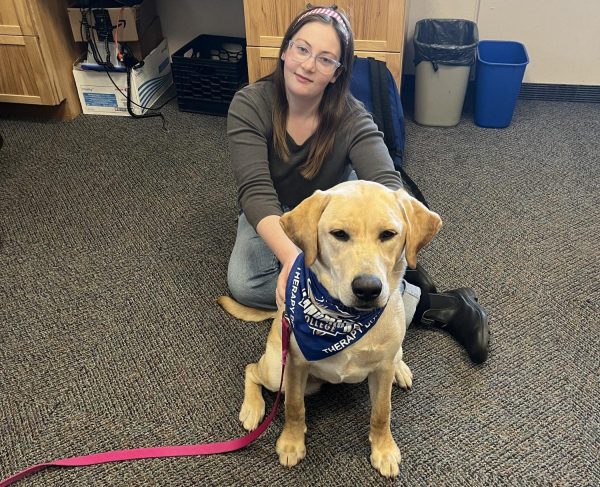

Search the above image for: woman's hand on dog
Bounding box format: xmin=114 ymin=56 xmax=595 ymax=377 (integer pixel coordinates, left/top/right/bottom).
xmin=277 ymin=253 xmax=300 ymax=309
xmin=255 ymin=214 xmax=301 ymax=309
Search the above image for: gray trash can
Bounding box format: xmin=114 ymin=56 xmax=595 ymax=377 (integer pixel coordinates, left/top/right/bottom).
xmin=413 ymin=19 xmax=478 ymax=127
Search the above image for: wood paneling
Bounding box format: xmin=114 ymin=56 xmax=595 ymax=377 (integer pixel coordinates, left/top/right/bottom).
xmin=334 ymin=0 xmax=404 ymax=52
xmin=30 ymin=0 xmax=84 ymax=117
xmin=246 ymin=46 xmax=278 ymax=81
xmin=0 ymin=37 xmax=48 ymax=103
xmin=0 ymin=0 xmax=35 ymax=35
xmin=244 ymin=0 xmax=406 ymax=90
xmin=244 ymin=0 xmax=299 ymax=46
xmin=0 ymin=0 xmax=83 ymax=118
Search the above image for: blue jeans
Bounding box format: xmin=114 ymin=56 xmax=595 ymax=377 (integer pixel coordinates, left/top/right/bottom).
xmin=227 ymin=212 xmax=281 ymax=310
xmin=226 ymin=212 xmax=421 ymax=327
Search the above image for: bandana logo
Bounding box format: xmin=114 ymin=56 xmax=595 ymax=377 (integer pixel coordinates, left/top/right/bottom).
xmin=285 ymin=254 xmax=384 ymax=361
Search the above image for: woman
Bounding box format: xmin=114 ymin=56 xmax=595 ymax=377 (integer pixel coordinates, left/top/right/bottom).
xmin=226 ymin=6 xmax=490 ymax=363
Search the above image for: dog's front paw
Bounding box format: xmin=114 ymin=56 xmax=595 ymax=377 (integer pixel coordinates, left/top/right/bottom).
xmin=393 ymin=360 xmax=413 ymax=389
xmin=370 ymin=437 xmax=401 ymax=478
xmin=239 ymin=397 xmax=265 ymax=431
xmin=276 ymin=429 xmax=306 ymax=467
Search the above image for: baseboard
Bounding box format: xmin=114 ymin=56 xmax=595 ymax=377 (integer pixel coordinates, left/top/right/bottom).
xmin=518 ymin=83 xmax=600 ymax=103
xmin=400 ymin=75 xmax=600 ymax=106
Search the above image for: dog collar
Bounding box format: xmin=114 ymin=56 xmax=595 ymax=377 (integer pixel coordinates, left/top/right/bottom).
xmin=285 ymin=253 xmax=384 ymax=361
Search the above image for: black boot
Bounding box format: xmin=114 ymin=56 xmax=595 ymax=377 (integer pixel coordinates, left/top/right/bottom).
xmin=417 ymin=288 xmax=490 ymax=364
xmin=404 ymin=263 xmax=437 ymax=294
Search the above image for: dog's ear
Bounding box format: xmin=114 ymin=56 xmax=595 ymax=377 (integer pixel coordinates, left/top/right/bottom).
xmin=280 ymin=190 xmax=330 ymax=266
xmin=396 ymin=190 xmax=442 ymax=269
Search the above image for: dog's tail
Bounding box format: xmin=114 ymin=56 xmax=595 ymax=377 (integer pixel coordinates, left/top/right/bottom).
xmin=217 ymin=296 xmax=277 ymax=322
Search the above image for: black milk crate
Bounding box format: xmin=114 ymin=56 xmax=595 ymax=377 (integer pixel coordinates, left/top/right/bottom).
xmin=172 ymin=34 xmax=248 ymax=116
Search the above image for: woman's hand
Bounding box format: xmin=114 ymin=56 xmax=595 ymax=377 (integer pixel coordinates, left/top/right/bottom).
xmin=276 ymin=254 xmax=299 ymax=309
xmin=255 ymin=214 xmax=300 ymax=309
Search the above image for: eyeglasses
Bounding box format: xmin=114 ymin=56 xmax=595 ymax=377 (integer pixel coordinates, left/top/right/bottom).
xmin=287 ymin=40 xmax=342 ymax=75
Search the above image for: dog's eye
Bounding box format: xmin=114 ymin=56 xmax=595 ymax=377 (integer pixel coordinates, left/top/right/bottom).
xmin=330 ymin=229 xmax=349 ymax=241
xmin=379 ymin=230 xmax=397 ymax=241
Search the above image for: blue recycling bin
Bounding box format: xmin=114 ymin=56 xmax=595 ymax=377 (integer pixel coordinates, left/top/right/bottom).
xmin=474 ymin=40 xmax=529 ymax=128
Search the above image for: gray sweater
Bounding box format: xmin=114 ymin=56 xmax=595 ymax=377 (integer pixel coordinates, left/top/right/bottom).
xmin=227 ymin=79 xmax=403 ymax=229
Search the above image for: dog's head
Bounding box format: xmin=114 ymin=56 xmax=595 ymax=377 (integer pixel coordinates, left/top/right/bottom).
xmin=280 ymin=180 xmax=442 ymax=309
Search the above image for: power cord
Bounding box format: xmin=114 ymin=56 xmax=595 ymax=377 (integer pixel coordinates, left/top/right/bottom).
xmin=120 ymin=51 xmax=166 ymax=126
xmin=79 ymin=8 xmax=176 ymax=129
xmin=81 ymin=8 xmax=114 ymax=69
xmin=100 ymin=65 xmax=177 ymax=113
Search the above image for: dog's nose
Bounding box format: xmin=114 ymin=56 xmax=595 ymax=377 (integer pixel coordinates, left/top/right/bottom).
xmin=351 ymin=275 xmax=382 ymax=301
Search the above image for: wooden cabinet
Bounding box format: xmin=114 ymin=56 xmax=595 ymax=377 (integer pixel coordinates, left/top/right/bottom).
xmin=243 ymin=0 xmax=406 ymax=89
xmin=0 ymin=0 xmax=83 ymax=119
xmin=0 ymin=0 xmax=35 ymax=35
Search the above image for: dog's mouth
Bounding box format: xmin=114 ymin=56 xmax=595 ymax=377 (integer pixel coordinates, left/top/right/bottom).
xmin=308 ymin=284 xmax=384 ymax=313
xmin=349 ymin=297 xmax=385 ymax=311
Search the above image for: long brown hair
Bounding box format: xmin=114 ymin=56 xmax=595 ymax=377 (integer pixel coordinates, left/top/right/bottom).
xmin=269 ymin=6 xmax=361 ymax=180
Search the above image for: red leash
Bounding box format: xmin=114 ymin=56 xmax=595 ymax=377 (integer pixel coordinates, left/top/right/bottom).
xmin=0 ymin=318 xmax=291 ymax=487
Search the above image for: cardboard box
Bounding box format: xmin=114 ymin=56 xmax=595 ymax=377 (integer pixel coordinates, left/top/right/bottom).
xmin=73 ymin=38 xmax=173 ymax=116
xmin=80 ymin=16 xmax=162 ymax=68
xmin=127 ymin=15 xmax=163 ymax=61
xmin=68 ymin=0 xmax=157 ymax=43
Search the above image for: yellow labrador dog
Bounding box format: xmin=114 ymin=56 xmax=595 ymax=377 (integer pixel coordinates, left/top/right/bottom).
xmin=219 ymin=180 xmax=441 ymax=477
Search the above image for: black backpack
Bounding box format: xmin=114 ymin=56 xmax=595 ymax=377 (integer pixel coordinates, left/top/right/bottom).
xmin=349 ymin=56 xmax=429 ymax=208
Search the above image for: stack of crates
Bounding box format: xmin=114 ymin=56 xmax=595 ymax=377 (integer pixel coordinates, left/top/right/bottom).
xmin=172 ymin=35 xmax=248 ymax=116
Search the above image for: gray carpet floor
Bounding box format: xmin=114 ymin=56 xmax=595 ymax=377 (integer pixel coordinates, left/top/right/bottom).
xmin=1 ymin=96 xmax=599 ymax=486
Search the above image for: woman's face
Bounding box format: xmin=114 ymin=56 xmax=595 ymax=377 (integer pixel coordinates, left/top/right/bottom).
xmin=281 ymin=21 xmax=342 ymax=101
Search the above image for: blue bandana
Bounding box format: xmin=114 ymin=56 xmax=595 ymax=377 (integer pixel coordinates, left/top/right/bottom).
xmin=285 ymin=253 xmax=384 ymax=361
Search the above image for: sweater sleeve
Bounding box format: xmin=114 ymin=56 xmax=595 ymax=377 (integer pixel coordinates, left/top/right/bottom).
xmin=347 ymin=108 xmax=404 ymax=191
xmin=227 ymin=83 xmax=283 ymax=230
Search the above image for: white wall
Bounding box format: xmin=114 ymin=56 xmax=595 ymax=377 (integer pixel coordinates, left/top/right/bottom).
xmin=155 ymin=0 xmax=245 ymax=55
xmin=476 ymin=0 xmax=600 ymax=85
xmin=156 ymin=0 xmax=600 ymax=85
xmin=404 ymin=0 xmax=600 ymax=85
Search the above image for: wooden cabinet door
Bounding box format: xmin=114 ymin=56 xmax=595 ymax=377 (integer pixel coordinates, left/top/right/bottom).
xmin=334 ymin=0 xmax=405 ymax=52
xmin=244 ymin=0 xmax=299 ymax=47
xmin=246 ymin=46 xmax=278 ymax=83
xmin=0 ymin=0 xmax=35 ymax=35
xmin=244 ymin=0 xmax=405 ymax=89
xmin=0 ymin=35 xmax=59 ymax=104
xmin=245 ymin=0 xmax=405 ymax=53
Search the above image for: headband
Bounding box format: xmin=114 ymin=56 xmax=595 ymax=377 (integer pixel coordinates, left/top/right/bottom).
xmin=295 ymin=7 xmax=349 ymax=36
